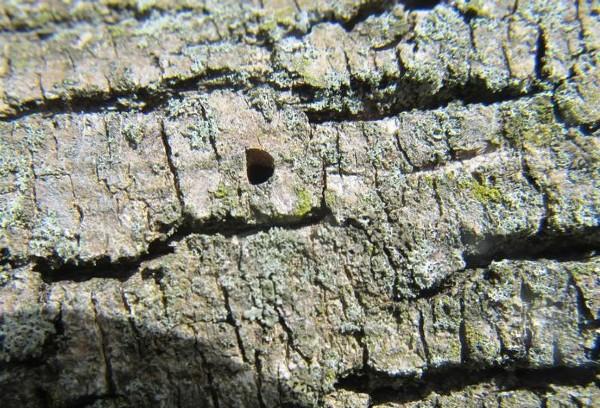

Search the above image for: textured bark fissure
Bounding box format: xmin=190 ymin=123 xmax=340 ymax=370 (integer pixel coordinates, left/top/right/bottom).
xmin=90 ymin=294 xmax=117 ymax=399
xmin=574 ymin=0 xmax=588 ymax=56
xmin=519 ymin=279 xmax=534 ymax=358
xmin=0 ymin=0 xmax=439 ymax=41
xmin=418 ymin=309 xmax=432 ymax=365
xmin=399 ymin=0 xmax=442 ymax=10
xmin=335 ymin=365 xmax=599 ymax=405
xmin=0 ymin=4 xmax=194 ymax=36
xmin=219 ymin=281 xmax=249 ymax=364
xmin=461 ymin=227 xmax=599 ymax=270
xmin=140 ymin=267 xmax=170 ymax=320
xmin=254 ymin=350 xmax=268 ymax=408
xmin=520 ymin=153 xmax=550 ymax=236
xmin=394 ymin=133 xmax=417 ymax=170
xmin=535 ymin=26 xmax=547 ymax=81
xmin=338 ymin=0 xmax=396 ymax=32
xmin=360 ymin=124 xmax=411 ymax=300
xmin=2 ymin=60 xmax=546 ymax=125
xmin=415 ymin=246 xmax=597 ymax=309
xmin=199 ymin=103 xmax=222 ymax=162
xmin=197 ymin=349 xmax=221 ymax=408
xmin=120 ymin=288 xmax=143 ymax=357
xmin=2 ymin=1 xmax=599 ymax=406
xmin=275 ymin=305 xmax=311 ymax=365
xmin=1 ymin=66 xmax=259 ymax=121
xmin=159 ymin=119 xmax=185 ymax=210
xmin=567 ymin=271 xmax=598 ymax=332
xmin=458 ymin=296 xmax=469 ymax=365
xmin=303 ymin=84 xmax=545 ymax=124
xmin=33 ymin=203 xmax=333 ymax=283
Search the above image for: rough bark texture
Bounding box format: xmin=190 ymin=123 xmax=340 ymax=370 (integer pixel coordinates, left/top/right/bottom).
xmin=0 ymin=0 xmax=599 ymax=407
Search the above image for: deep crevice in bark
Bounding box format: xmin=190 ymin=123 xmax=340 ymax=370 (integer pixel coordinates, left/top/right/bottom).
xmin=407 ymin=228 xmax=600 ymax=302
xmin=335 ymin=365 xmax=599 ymax=405
xmin=461 ymin=226 xmax=600 ymax=269
xmin=399 ymin=0 xmax=443 ymax=10
xmin=303 ymin=81 xmax=543 ymax=124
xmin=2 ymin=64 xmax=543 ymax=125
xmin=338 ymin=0 xmax=394 ymax=31
xmin=34 ymin=205 xmax=334 ymax=283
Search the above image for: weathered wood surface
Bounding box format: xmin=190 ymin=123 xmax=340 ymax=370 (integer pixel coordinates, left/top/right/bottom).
xmin=0 ymin=0 xmax=598 ymax=407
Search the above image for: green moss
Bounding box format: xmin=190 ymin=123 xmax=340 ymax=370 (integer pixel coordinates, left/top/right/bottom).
xmin=322 ymin=367 xmax=337 ymax=387
xmin=294 ymin=188 xmax=313 ymax=217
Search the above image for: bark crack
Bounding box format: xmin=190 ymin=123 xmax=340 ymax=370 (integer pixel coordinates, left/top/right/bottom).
xmin=219 ymin=274 xmax=249 ymax=364
xmin=91 ymin=293 xmax=117 ymax=398
xmin=336 ymin=363 xmax=599 ymax=405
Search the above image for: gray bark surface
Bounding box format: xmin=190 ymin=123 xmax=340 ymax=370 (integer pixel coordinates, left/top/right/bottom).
xmin=0 ymin=0 xmax=599 ymax=407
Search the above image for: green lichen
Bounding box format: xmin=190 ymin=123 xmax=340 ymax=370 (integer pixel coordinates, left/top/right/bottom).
xmin=422 ymin=174 xmax=436 ymax=188
xmin=462 ymin=0 xmax=490 ymax=17
xmin=108 ymin=22 xmax=137 ymax=38
xmin=28 ymin=209 xmax=78 ymax=260
xmin=324 ymin=190 xmax=338 ymax=208
xmin=122 ymin=122 xmax=144 ymax=149
xmin=137 ymin=0 xmax=159 ymax=13
xmin=471 ymin=180 xmax=502 ymax=204
xmin=0 ymin=137 xmax=35 ymax=230
xmin=258 ymin=19 xmax=278 ymax=33
xmin=463 ymin=322 xmax=499 ymax=358
xmin=0 ymin=194 xmax=31 ymax=230
xmin=294 ymin=56 xmax=325 ymax=88
xmin=255 ymin=6 xmax=296 ymax=37
xmin=29 ymin=9 xmax=55 ymax=27
xmin=502 ymin=96 xmax=563 ymax=148
xmin=459 ymin=178 xmax=503 ymax=204
xmin=213 ymin=182 xmax=234 ymax=200
xmin=294 ymin=188 xmax=313 ymax=217
xmin=0 ymin=264 xmax=10 ymax=286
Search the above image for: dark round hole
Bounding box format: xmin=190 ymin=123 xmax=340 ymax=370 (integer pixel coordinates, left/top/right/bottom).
xmin=246 ymin=148 xmax=275 ymax=185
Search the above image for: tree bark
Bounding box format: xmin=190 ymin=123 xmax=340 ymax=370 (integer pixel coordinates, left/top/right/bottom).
xmin=0 ymin=0 xmax=598 ymax=407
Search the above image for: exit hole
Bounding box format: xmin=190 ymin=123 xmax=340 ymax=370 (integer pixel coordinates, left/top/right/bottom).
xmin=246 ymin=148 xmax=274 ymax=185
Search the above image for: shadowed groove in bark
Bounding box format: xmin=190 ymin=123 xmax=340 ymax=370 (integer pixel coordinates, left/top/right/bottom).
xmin=461 ymin=225 xmax=600 ymax=270
xmin=302 ymin=82 xmax=545 ymax=124
xmin=34 ymin=205 xmax=334 ymax=283
xmin=159 ymin=119 xmax=185 ymax=210
xmin=403 ymin=226 xmax=600 ymax=302
xmin=2 ymin=60 xmax=545 ymax=125
xmin=337 ymin=0 xmax=446 ymax=32
xmin=0 ymin=0 xmax=438 ymax=38
xmin=335 ymin=365 xmax=600 ymax=405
